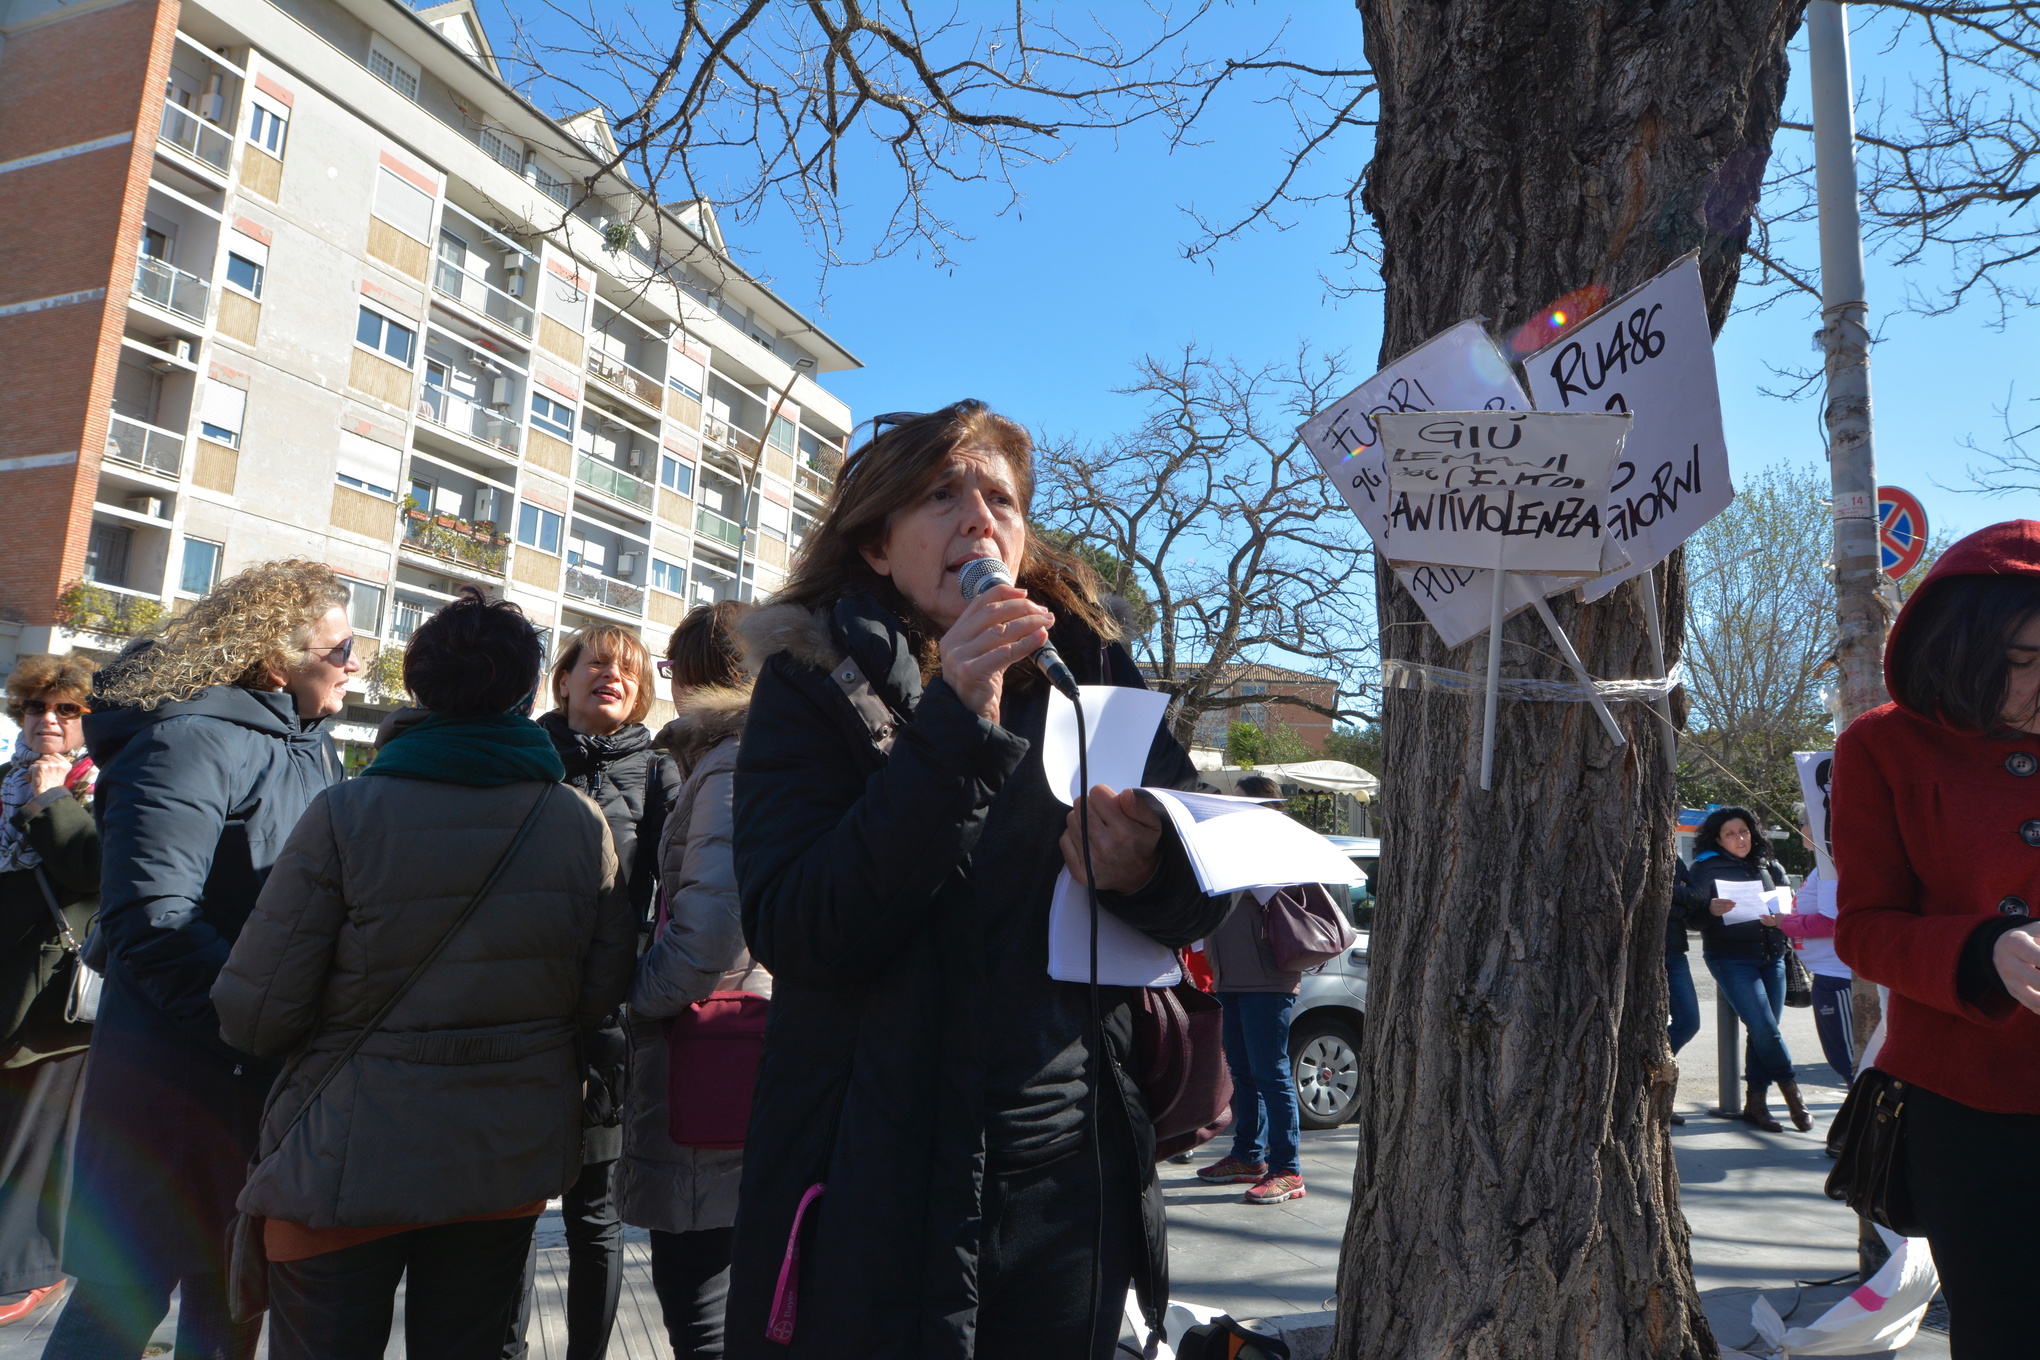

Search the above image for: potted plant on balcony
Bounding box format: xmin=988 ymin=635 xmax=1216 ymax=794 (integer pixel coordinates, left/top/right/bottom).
xmin=402 ymin=495 xmax=426 ymax=522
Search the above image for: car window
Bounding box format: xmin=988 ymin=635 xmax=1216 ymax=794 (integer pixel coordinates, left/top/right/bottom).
xmin=1345 ymin=856 xmax=1379 ymax=933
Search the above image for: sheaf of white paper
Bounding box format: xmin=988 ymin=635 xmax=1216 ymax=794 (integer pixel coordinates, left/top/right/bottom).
xmin=1142 ymin=789 xmax=1366 ymax=896
xmin=1716 ymin=880 xmax=1794 ymax=927
xmin=1042 ymin=685 xmax=1172 ymax=806
xmin=1295 ymin=320 xmax=1580 ymax=648
xmin=1522 ymin=255 xmax=1736 ymax=602
xmin=1046 ymin=870 xmax=1183 ymax=987
xmin=1372 ymin=410 xmax=1634 ymax=578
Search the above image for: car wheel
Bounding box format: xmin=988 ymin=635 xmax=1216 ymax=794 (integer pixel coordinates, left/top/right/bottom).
xmin=1291 ymin=1014 xmax=1363 ymax=1129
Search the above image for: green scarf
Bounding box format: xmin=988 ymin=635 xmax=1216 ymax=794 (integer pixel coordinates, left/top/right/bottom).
xmin=361 ymin=713 xmax=565 ymax=787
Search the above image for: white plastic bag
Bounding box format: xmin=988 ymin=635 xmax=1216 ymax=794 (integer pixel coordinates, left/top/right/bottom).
xmin=1746 ymin=1226 xmax=1938 ymax=1356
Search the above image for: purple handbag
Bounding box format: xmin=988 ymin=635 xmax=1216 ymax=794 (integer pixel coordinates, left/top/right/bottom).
xmin=1133 ymin=978 xmax=1233 ymax=1162
xmin=1265 ymin=883 xmax=1357 ymax=972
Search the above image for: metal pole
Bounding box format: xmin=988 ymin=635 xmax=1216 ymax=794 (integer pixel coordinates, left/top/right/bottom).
xmin=1710 ymin=991 xmax=1743 ymax=1118
xmin=1811 ymin=1 xmax=1894 ymax=1281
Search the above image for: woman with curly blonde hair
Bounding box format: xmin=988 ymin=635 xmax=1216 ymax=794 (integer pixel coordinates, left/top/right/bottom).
xmin=48 ymin=560 xmax=357 ymax=1360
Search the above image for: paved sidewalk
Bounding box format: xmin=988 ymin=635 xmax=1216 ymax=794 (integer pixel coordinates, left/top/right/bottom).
xmin=0 ymin=968 xmax=1946 ymax=1356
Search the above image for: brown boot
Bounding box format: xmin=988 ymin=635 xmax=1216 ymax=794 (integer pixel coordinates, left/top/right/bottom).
xmin=1778 ymin=1080 xmax=1814 ymax=1132
xmin=1742 ymin=1087 xmax=1783 ymax=1132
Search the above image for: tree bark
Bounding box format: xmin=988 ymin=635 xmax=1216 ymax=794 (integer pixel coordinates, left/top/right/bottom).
xmin=1337 ymin=4 xmax=1805 ymax=1357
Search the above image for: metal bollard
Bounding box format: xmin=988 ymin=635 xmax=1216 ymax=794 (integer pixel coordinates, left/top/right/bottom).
xmin=1709 ymin=990 xmax=1743 ymax=1118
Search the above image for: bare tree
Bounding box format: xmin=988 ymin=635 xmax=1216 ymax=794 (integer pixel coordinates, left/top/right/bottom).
xmin=1035 ymin=349 xmax=1377 ymax=748
xmin=1677 ymin=463 xmax=1838 ymax=839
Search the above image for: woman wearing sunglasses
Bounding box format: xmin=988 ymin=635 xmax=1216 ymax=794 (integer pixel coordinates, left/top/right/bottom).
xmin=46 ymin=560 xmax=357 ymax=1360
xmin=0 ymin=655 xmax=100 ymax=1330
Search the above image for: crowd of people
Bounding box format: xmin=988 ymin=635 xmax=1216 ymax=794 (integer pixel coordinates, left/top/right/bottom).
xmin=1 ymin=394 xmax=2036 ymax=1359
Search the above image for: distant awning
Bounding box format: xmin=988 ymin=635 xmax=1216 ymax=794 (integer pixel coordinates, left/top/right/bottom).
xmin=1252 ymin=760 xmax=1379 ymax=798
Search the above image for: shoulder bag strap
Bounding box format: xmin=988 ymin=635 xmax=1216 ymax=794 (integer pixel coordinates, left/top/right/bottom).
xmin=33 ymin=869 xmax=83 ymax=955
xmin=266 ymin=782 xmax=555 ymax=1148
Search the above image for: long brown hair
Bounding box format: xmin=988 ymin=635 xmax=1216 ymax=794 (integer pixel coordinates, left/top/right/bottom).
xmin=774 ymin=400 xmax=1115 ymax=644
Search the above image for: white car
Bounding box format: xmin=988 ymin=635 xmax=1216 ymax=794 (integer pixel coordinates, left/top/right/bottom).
xmin=1289 ymin=836 xmax=1374 ymax=1129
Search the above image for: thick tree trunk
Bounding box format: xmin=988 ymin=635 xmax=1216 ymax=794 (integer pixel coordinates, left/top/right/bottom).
xmin=1336 ymin=4 xmax=1805 ymax=1358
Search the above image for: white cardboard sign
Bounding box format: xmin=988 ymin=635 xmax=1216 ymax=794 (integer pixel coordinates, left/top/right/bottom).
xmin=1796 ymin=750 xmax=1837 ymax=880
xmin=1299 ymin=321 xmax=1578 ymax=646
xmin=1374 ymin=411 xmax=1633 ymax=576
xmin=1522 ymin=255 xmax=1735 ymax=601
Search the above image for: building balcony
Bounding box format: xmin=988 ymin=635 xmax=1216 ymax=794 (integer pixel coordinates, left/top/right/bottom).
xmin=576 ymin=454 xmax=656 ymax=512
xmin=54 ymin=579 xmax=167 ymax=640
xmin=695 ymin=506 xmax=745 ymax=550
xmin=564 ymin=564 xmax=646 ymax=616
xmin=795 ymin=457 xmax=838 ymax=499
xmin=402 ymin=508 xmax=509 ymax=575
xmin=702 ymin=416 xmax=762 ymax=462
xmin=158 ymin=102 xmax=232 ymax=174
xmin=587 ymin=349 xmax=664 ymax=411
xmin=432 ymin=258 xmax=534 ymax=339
xmin=105 ymin=412 xmax=185 ymax=479
xmin=133 ymin=252 xmax=209 ymax=322
xmin=417 ymin=385 xmax=522 ymax=455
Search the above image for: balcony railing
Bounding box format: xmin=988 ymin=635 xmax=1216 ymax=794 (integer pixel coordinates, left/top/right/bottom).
xmin=795 ymin=460 xmax=836 ymax=498
xmin=564 ymin=564 xmax=646 ymax=616
xmin=696 ymin=506 xmax=745 ymax=549
xmin=576 ymin=454 xmax=656 ymax=510
xmin=132 ymin=252 xmax=209 ymax=322
xmin=402 ymin=510 xmax=509 ymax=574
xmin=418 ymin=385 xmax=522 ymax=453
xmin=105 ymin=412 xmax=185 ymax=478
xmin=432 ymin=259 xmax=535 ymax=338
xmin=55 ymin=580 xmax=167 ymax=639
xmin=587 ymin=349 xmax=663 ymax=409
xmin=159 ymin=103 xmax=231 ymax=172
xmin=702 ymin=416 xmax=761 ymax=461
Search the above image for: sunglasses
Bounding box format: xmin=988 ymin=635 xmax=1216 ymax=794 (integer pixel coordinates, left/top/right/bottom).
xmin=22 ymin=701 xmax=85 ymax=719
xmin=311 ymin=637 xmax=357 ymax=667
xmin=656 ymin=658 xmax=676 ymax=679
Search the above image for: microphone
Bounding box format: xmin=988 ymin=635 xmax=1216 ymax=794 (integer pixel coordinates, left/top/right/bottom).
xmin=956 ymin=557 xmax=1082 ymax=700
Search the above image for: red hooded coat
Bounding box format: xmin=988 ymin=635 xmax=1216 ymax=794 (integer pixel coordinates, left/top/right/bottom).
xmin=1833 ymin=519 xmax=2040 ymax=1114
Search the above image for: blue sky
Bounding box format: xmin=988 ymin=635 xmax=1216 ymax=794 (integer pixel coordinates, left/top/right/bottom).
xmin=521 ymin=3 xmax=2040 ymax=551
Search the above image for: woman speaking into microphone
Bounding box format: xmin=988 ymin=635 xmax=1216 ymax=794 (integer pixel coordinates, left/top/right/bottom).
xmin=725 ymin=400 xmax=1226 ymax=1358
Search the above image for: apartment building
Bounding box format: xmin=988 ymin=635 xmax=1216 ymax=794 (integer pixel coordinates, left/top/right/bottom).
xmin=0 ymin=0 xmax=858 ymax=757
xmin=1176 ymin=663 xmax=1339 ymax=754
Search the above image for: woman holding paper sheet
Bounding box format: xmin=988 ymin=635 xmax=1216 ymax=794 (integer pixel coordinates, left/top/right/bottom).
xmin=724 ymin=401 xmax=1226 ymax=1359
xmin=1831 ymin=520 xmax=2040 ymax=1358
xmin=1674 ymin=807 xmax=1809 ymax=1132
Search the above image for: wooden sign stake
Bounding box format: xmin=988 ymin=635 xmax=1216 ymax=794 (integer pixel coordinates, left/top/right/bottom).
xmin=1529 ymin=594 xmax=1626 ymax=747
xmin=1639 ymin=565 xmax=1678 ymax=774
xmin=1480 ymin=566 xmax=1507 ymax=791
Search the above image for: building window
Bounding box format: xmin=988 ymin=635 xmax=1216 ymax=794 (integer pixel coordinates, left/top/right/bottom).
xmin=759 ymin=498 xmax=790 ymax=542
xmin=224 ymin=252 xmax=263 ymax=298
xmin=198 ymin=383 xmax=247 ymax=447
xmin=530 ymin=392 xmax=575 ymax=441
xmin=658 ymin=454 xmax=694 ymax=496
xmin=247 ymin=103 xmax=287 ymax=155
xmin=179 ymin=537 xmax=222 ymax=595
xmin=791 ymin=509 xmax=814 ymax=550
xmin=355 ymin=307 xmax=415 ymax=365
xmin=516 ymin=503 xmax=562 ymax=555
xmin=478 ymin=127 xmax=522 ymax=172
xmin=668 ymin=378 xmax=702 ymax=403
xmin=371 ymin=167 xmax=436 ymax=242
xmin=341 ymin=577 xmax=383 ymax=633
xmin=651 ymin=558 xmax=686 ymax=596
xmin=84 ymin=523 xmax=132 ymax=588
xmin=531 ymin=162 xmax=570 ymax=206
xmin=369 ymin=40 xmax=421 ymax=101
xmin=392 ymin=595 xmax=427 ymax=643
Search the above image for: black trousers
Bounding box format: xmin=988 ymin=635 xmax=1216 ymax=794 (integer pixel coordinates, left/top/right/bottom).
xmin=1903 ymin=1082 xmax=2040 ymax=1360
xmin=975 ymin=1102 xmax=1139 ymax=1360
xmin=268 ymin=1217 xmax=535 ymax=1360
xmin=650 ymin=1227 xmax=733 ymax=1357
xmin=503 ymin=1158 xmax=622 ymax=1360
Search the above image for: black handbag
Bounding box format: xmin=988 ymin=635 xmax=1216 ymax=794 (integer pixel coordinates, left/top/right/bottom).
xmin=1783 ymin=948 xmax=1814 ymax=1008
xmin=1822 ymin=1068 xmax=1922 ymax=1238
xmin=227 ymin=785 xmax=553 ymax=1321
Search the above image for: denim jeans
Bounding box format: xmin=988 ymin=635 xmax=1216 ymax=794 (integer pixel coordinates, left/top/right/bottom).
xmin=268 ymin=1217 xmax=535 ymax=1360
xmin=1666 ymin=949 xmax=1701 ymax=1055
xmin=1219 ymin=992 xmax=1300 ymax=1175
xmin=1704 ymin=953 xmax=1795 ymax=1091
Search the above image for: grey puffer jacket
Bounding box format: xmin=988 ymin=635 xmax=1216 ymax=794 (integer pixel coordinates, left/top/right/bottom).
xmin=617 ymin=683 xmax=770 ymax=1235
xmin=213 ymin=775 xmax=637 ymax=1228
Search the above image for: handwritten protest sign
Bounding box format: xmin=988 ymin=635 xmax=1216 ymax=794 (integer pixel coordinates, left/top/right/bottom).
xmin=1374 ymin=412 xmax=1633 ymax=575
xmin=1796 ymin=751 xmax=1836 ymax=880
xmin=1300 ymin=321 xmax=1585 ymax=645
xmin=1523 ymin=255 xmax=1734 ymax=601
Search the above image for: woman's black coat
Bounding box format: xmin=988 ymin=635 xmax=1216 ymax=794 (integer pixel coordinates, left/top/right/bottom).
xmin=726 ymin=595 xmax=1227 ymax=1358
xmin=1675 ymin=850 xmax=1791 ymax=959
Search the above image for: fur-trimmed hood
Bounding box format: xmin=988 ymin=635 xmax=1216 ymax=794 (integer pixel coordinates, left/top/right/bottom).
xmin=653 ymin=681 xmax=754 ymax=769
xmin=736 ymin=601 xmax=843 ymax=674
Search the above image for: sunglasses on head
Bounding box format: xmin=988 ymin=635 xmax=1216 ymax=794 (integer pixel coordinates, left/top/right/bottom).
xmin=655 ymin=658 xmax=676 ymax=679
xmin=22 ymin=701 xmax=85 ymax=719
